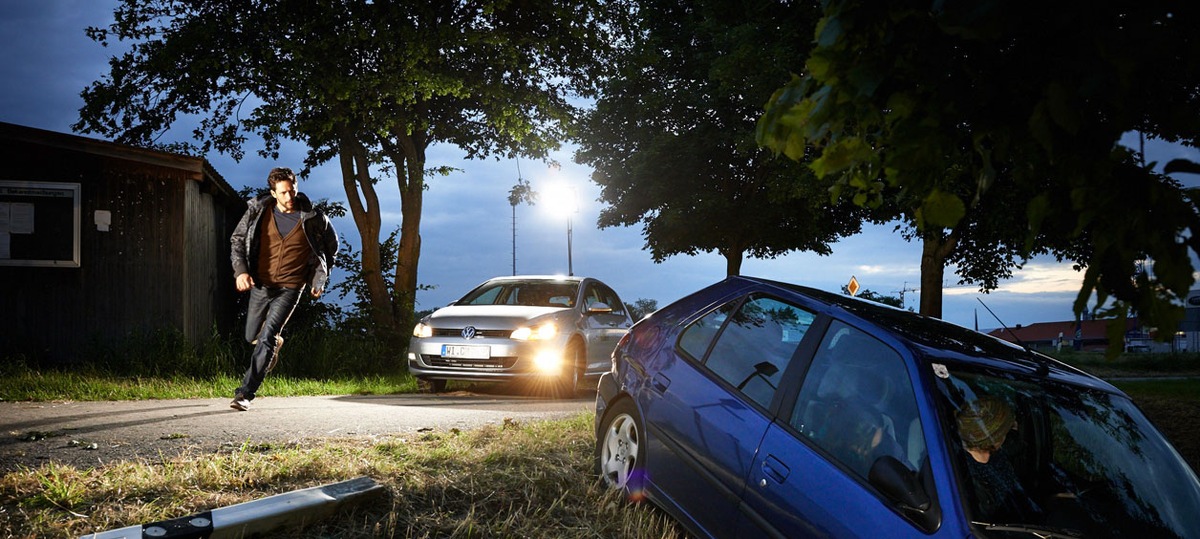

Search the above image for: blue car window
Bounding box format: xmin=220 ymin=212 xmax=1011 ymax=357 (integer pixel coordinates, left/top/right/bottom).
xmin=700 ymin=296 xmax=816 ymax=408
xmin=934 ymin=366 xmax=1200 ymax=536
xmin=791 ymin=321 xmax=924 ymax=479
xmin=677 ymin=300 xmax=737 ymax=361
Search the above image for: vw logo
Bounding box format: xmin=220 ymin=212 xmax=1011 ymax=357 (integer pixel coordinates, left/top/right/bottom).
xmin=461 ymin=326 xmax=477 ymax=340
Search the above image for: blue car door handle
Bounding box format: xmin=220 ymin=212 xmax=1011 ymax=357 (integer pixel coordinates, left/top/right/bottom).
xmin=762 ymin=455 xmax=790 ymax=484
xmin=652 ymin=373 xmax=671 ymax=393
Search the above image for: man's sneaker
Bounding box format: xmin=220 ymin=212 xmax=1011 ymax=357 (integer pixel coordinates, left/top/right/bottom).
xmin=266 ymin=335 xmax=284 ymax=373
xmin=230 ymin=394 xmax=251 ymax=411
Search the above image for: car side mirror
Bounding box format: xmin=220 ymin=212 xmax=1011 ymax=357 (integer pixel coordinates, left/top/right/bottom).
xmin=869 ymin=456 xmax=931 ymax=513
xmin=588 ymin=302 xmax=613 ymax=314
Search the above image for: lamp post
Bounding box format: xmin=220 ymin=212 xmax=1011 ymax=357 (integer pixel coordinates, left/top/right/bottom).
xmin=544 ymin=183 xmax=578 ymax=276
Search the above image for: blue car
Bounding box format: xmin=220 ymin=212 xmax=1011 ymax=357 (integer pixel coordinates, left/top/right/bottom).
xmin=594 ymin=276 xmax=1200 ymax=538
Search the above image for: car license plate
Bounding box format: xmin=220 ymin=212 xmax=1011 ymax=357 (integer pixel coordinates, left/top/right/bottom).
xmin=442 ymin=345 xmax=490 ymax=359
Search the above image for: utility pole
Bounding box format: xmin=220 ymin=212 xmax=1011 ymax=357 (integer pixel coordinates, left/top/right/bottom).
xmin=508 ymin=161 xmax=536 ymax=276
xmin=893 ymin=281 xmax=919 ymax=310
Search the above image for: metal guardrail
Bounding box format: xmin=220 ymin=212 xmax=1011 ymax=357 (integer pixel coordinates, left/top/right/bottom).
xmin=81 ymin=476 xmax=384 ymax=539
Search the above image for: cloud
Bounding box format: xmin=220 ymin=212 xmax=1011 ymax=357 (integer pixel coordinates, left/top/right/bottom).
xmin=945 ymin=262 xmax=1085 ymax=296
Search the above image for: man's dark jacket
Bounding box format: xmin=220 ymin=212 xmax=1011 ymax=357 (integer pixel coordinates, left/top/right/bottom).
xmin=230 ymin=193 xmax=338 ymax=292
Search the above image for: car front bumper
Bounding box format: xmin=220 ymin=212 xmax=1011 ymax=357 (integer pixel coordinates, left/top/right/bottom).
xmin=407 ymin=337 xmax=569 ymax=381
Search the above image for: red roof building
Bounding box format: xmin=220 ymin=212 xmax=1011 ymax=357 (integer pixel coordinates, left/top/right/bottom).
xmin=986 ymin=318 xmax=1141 ymax=353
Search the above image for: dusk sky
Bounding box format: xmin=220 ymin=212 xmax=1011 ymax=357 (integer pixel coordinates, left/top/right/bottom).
xmin=4 ymin=1 xmax=1199 ymax=331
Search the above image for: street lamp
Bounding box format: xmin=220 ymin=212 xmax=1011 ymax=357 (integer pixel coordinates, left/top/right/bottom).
xmin=543 ymin=183 xmax=578 ymax=276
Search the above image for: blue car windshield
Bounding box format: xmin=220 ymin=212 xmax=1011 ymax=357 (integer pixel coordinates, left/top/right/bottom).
xmin=458 ymin=281 xmax=578 ymax=308
xmin=932 ymin=364 xmax=1200 ymax=538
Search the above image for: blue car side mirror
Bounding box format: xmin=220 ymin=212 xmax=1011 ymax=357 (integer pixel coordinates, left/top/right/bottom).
xmin=869 ymin=455 xmax=935 ymax=527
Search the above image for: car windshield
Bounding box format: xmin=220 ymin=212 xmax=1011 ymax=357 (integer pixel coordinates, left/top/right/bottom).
xmin=457 ymin=280 xmax=578 ymax=308
xmin=932 ymin=364 xmax=1200 ymax=538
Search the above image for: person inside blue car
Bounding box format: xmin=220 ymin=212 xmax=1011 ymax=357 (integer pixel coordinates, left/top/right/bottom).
xmin=956 ymin=396 xmax=1042 ymax=521
xmin=823 ymin=398 xmax=904 ymax=479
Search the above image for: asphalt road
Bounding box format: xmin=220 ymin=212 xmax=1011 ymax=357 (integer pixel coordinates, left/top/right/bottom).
xmin=0 ymin=391 xmax=597 ymax=473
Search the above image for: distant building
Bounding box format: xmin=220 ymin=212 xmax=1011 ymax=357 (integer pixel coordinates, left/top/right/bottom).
xmin=0 ymin=122 xmax=246 ymax=362
xmin=1181 ymin=289 xmax=1200 ymax=352
xmin=987 ymin=311 xmax=1196 ymax=354
xmin=986 ymin=319 xmax=1139 ymax=353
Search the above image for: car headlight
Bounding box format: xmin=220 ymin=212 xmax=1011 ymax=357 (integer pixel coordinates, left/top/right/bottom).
xmin=533 ymin=349 xmax=563 ymax=373
xmin=413 ymin=322 xmax=432 ymax=339
xmin=511 ymin=323 xmax=557 ymax=341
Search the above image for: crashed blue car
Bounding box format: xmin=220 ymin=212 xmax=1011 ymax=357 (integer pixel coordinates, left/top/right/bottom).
xmin=594 ymin=276 xmax=1200 ymax=538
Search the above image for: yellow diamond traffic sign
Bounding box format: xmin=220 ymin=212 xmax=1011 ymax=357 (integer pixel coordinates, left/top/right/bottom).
xmin=848 ymin=275 xmax=860 ymax=296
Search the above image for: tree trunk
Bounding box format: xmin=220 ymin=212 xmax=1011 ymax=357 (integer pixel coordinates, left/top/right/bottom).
xmin=391 ymin=129 xmax=426 ymax=347
xmin=918 ymin=231 xmax=959 ymax=319
xmin=722 ymin=248 xmax=744 ymax=276
xmin=337 ymin=134 xmax=394 ymax=333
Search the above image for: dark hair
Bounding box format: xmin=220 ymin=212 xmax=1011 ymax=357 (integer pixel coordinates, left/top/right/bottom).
xmin=267 ymin=167 xmax=296 ymax=190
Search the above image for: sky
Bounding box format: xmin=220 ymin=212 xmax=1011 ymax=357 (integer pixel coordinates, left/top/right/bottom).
xmin=3 ymin=1 xmax=1199 ymax=332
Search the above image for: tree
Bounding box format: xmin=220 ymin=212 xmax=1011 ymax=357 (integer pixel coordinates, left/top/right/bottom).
xmin=575 ymin=0 xmax=866 ymax=277
xmin=759 ymin=1 xmax=1200 ymax=337
xmin=626 ymin=298 xmax=659 ymax=321
xmin=840 ymin=286 xmax=903 ymax=310
xmin=75 ymin=0 xmax=630 ymax=345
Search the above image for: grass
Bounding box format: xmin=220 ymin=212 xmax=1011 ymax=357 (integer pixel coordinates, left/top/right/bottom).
xmin=0 ymin=328 xmax=685 ymax=538
xmin=0 ymin=368 xmax=417 ymax=402
xmin=1049 ymin=350 xmax=1200 ymax=378
xmin=2 ymin=338 xmax=1197 ymax=538
xmin=0 ymin=414 xmax=685 ymax=539
xmin=1113 ymin=378 xmax=1200 ymax=401
xmin=0 ymin=325 xmax=415 ymax=402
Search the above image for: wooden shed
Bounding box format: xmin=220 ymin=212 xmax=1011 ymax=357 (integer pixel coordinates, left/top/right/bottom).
xmin=0 ymin=122 xmax=246 ymax=361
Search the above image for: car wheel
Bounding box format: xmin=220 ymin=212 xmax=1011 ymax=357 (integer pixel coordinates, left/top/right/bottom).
xmin=417 ymin=377 xmax=446 ymax=393
xmin=554 ymin=340 xmax=583 ymax=397
xmin=595 ymin=398 xmax=646 ymax=497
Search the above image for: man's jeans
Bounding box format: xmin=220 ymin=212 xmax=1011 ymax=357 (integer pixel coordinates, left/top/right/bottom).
xmin=237 ymin=285 xmax=303 ymax=400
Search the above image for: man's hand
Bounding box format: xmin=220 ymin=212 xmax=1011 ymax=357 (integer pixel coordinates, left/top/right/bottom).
xmin=236 ymin=273 xmax=254 ymax=292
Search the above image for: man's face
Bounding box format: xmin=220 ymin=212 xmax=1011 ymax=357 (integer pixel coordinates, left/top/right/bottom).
xmin=271 ymin=180 xmax=297 ymax=213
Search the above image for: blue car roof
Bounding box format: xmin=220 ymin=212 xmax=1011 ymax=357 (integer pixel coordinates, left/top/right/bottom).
xmin=730 ymin=275 xmax=1119 ymax=393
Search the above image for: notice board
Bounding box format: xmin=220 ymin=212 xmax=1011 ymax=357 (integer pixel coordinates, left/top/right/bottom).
xmin=0 ymin=180 xmax=81 ymax=267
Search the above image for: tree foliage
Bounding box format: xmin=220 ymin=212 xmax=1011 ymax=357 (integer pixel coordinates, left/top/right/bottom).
xmin=625 ymin=298 xmax=659 ymax=321
xmin=759 ymin=0 xmax=1200 ymax=336
xmin=575 ymin=0 xmax=866 ymax=276
xmin=76 ymin=0 xmax=630 ymax=345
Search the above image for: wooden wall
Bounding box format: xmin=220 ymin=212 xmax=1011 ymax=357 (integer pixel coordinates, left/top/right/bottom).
xmin=0 ymin=123 xmax=245 ymax=362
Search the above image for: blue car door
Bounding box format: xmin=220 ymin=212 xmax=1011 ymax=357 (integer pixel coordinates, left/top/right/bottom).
xmin=642 ymin=295 xmax=818 ymax=537
xmin=737 ymin=320 xmax=942 ymax=538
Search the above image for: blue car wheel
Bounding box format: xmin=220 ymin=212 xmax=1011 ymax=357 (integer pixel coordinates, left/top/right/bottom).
xmin=596 ymin=398 xmax=646 ymax=498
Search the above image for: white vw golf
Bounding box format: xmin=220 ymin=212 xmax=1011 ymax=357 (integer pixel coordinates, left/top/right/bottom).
xmin=408 ymin=275 xmax=634 ymax=396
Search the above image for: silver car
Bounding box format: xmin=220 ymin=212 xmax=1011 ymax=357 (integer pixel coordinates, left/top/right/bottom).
xmin=408 ymin=275 xmax=634 ymax=395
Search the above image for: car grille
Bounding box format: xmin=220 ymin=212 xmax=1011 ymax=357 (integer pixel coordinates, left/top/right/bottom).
xmin=432 ymin=328 xmax=511 ymax=338
xmin=421 ymin=354 xmax=519 ymax=370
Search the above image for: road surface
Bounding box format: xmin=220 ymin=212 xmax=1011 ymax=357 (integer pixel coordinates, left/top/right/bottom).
xmin=0 ymin=391 xmax=596 ymax=473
